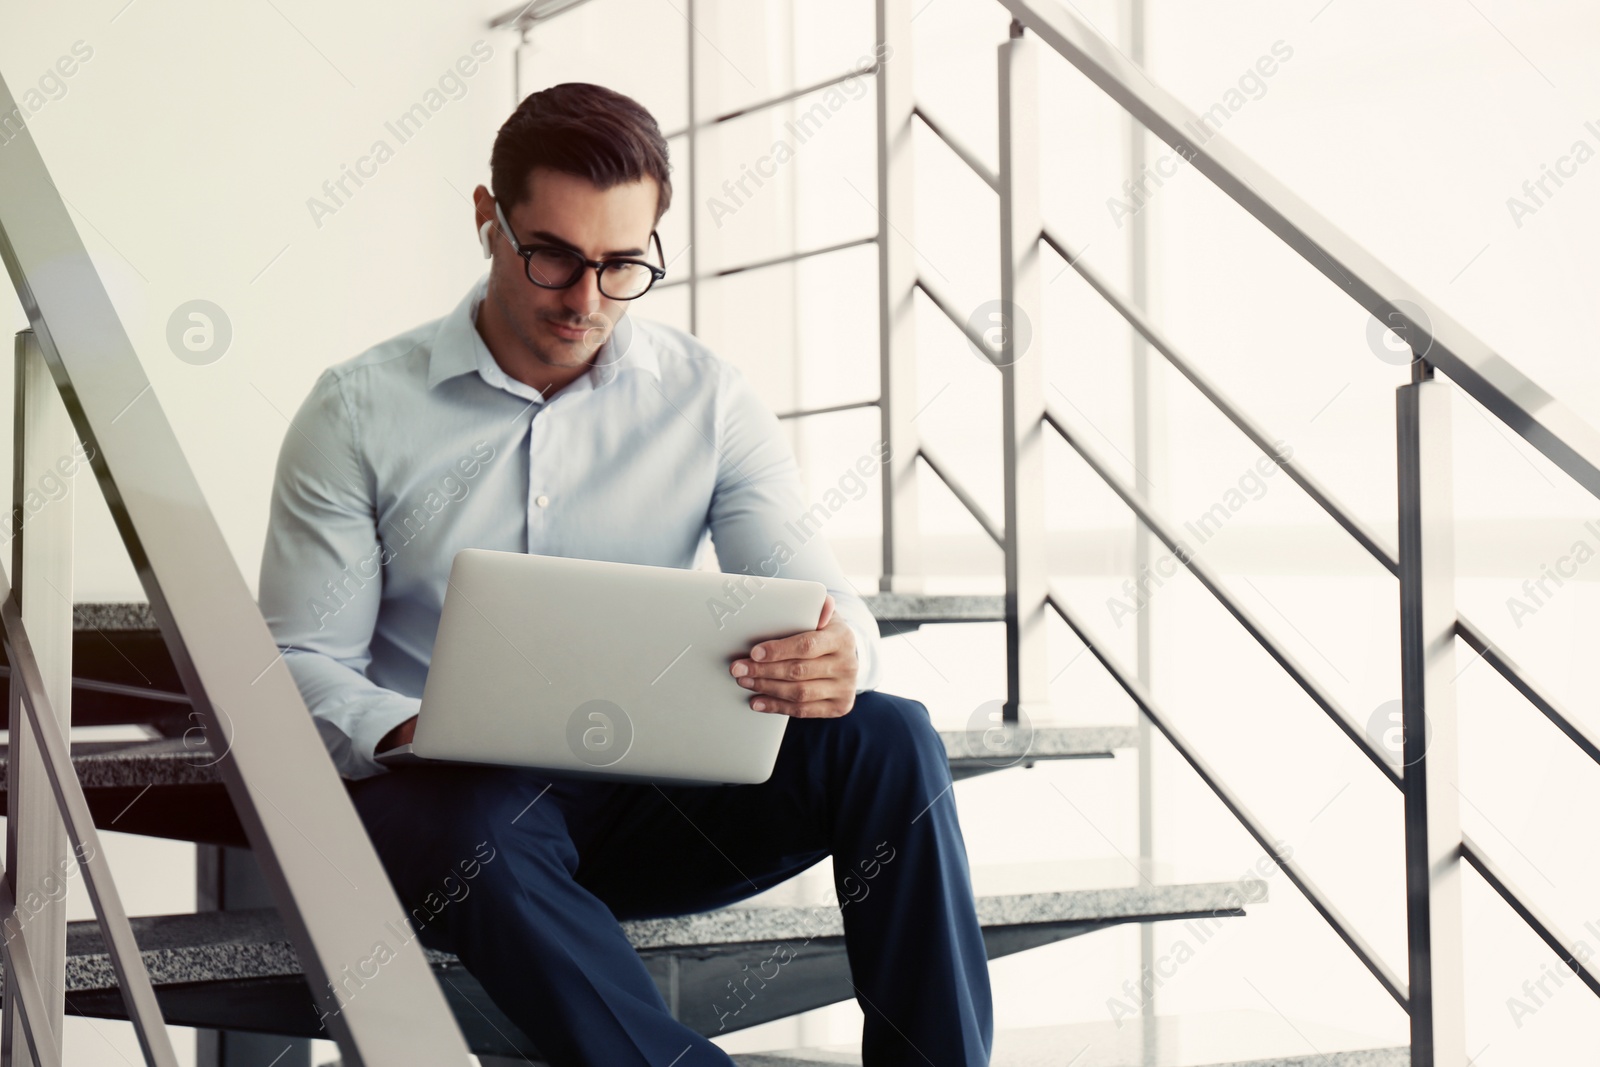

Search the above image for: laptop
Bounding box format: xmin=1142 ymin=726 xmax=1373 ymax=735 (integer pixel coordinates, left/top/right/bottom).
xmin=375 ymin=548 xmax=827 ymax=785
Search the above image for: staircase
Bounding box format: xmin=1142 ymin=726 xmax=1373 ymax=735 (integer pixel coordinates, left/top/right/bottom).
xmin=3 ymin=0 xmax=1597 ymax=1063
xmin=0 ymin=601 xmax=1311 ymax=1062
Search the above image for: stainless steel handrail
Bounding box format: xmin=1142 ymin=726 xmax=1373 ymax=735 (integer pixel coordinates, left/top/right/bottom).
xmin=883 ymin=7 xmax=1595 ymax=1034
xmin=995 ymin=0 xmax=1598 ymax=1039
xmin=1002 ymin=0 xmax=1600 ymax=502
xmin=1039 ymin=224 xmax=1600 ymax=773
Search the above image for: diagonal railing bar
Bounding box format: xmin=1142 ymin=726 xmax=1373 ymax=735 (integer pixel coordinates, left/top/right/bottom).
xmin=0 ymin=69 xmax=474 ymax=1064
xmin=662 ymin=62 xmax=884 ymax=140
xmin=654 ymin=234 xmax=877 ymax=291
xmin=915 ymin=445 xmax=1005 ymax=547
xmin=1043 ymin=404 xmax=1402 ymax=788
xmin=1040 ymin=342 xmax=1596 ymax=1006
xmin=1044 ymin=588 xmax=1410 ymax=1008
xmin=912 ymin=105 xmax=1000 ymax=191
xmin=776 ymin=397 xmax=881 ymax=421
xmin=0 ymin=590 xmax=178 ymax=1067
xmin=1003 ymin=0 xmax=1600 ymax=503
xmin=0 ymin=668 xmax=190 ymax=707
xmin=1040 ymin=225 xmax=1400 ymax=571
xmin=1462 ymin=836 xmax=1600 ymax=997
xmin=1454 ymin=617 xmax=1600 ymax=768
xmin=1040 ymin=225 xmax=1600 ymax=774
xmin=914 ymin=276 xmax=1001 ymax=366
xmin=0 ymin=867 xmax=60 ymax=1066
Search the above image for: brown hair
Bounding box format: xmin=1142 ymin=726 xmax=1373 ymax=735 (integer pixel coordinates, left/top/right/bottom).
xmin=490 ymin=83 xmax=673 ymax=223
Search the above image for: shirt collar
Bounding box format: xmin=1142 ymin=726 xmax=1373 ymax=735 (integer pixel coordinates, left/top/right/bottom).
xmin=426 ymin=272 xmax=660 ymax=394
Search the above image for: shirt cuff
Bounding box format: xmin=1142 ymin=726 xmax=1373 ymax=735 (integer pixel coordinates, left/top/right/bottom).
xmin=350 ymin=696 xmax=423 ymax=778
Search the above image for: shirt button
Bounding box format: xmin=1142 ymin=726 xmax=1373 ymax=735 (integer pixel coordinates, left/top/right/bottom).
xmin=536 ymin=494 xmax=550 ymax=508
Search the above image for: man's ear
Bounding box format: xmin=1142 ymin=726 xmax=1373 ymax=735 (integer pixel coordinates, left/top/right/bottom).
xmin=479 ymin=219 xmax=495 ymax=259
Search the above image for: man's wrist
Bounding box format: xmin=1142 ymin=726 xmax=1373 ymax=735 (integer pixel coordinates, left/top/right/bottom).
xmin=377 ymin=715 xmax=416 ymax=753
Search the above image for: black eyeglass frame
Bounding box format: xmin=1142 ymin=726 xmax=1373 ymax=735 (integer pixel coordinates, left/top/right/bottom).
xmin=492 ymin=201 xmax=667 ymax=301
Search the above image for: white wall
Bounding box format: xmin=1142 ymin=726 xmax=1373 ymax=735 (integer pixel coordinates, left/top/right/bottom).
xmin=2 ymin=0 xmax=519 ymax=602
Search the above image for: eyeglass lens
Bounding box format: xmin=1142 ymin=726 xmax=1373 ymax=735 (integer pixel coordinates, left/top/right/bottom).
xmin=525 ymin=248 xmax=655 ymax=299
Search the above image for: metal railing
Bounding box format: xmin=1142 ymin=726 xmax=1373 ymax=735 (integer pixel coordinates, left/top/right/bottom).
xmin=0 ymin=67 xmax=476 ymax=1066
xmin=908 ymin=0 xmax=1598 ymax=1061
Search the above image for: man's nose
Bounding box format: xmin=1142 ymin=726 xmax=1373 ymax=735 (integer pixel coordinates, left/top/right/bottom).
xmin=562 ymin=268 xmax=603 ymax=317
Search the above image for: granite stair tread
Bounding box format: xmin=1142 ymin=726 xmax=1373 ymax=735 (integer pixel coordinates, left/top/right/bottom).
xmin=39 ymin=876 xmax=1263 ymax=992
xmin=61 ymin=596 xmax=1008 ymax=634
xmin=0 ymin=723 xmax=1135 ymax=792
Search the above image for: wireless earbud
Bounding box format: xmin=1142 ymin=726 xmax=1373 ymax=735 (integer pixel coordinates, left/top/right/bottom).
xmin=479 ymin=218 xmax=495 ymax=259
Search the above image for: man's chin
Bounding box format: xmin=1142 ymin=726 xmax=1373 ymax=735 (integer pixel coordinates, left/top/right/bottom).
xmin=529 ymin=336 xmax=601 ymax=368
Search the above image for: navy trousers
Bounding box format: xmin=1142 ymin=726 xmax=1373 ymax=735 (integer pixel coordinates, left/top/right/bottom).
xmin=346 ymin=690 xmax=994 ymax=1066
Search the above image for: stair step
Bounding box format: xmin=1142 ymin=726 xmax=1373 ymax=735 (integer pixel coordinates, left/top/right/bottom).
xmin=730 ymin=1009 xmax=1406 ymax=1066
xmin=12 ymin=595 xmax=1023 ymax=734
xmin=50 ymin=878 xmax=1263 ymax=1056
xmin=861 ymin=592 xmax=1005 ymax=635
xmin=0 ymin=725 xmax=1133 ymax=847
xmin=59 ymin=596 xmax=1005 ymax=636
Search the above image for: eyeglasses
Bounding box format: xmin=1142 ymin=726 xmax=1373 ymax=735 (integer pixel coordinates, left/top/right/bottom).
xmin=493 ymin=201 xmax=667 ymax=300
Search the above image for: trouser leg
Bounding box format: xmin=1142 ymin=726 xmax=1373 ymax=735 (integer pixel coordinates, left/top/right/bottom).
xmin=578 ymin=690 xmax=994 ymax=1066
xmin=346 ymin=765 xmax=734 ymax=1067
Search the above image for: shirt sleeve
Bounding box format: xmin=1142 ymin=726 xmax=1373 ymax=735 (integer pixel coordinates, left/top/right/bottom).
xmin=257 ymin=368 xmax=420 ymax=779
xmin=706 ymin=361 xmax=884 ymax=693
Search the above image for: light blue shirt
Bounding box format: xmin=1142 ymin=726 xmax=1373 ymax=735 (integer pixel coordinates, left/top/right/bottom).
xmin=259 ymin=273 xmax=883 ymax=779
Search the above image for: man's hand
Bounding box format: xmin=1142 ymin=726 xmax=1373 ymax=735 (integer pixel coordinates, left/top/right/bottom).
xmin=377 ymin=714 xmax=418 ymax=753
xmin=729 ymin=595 xmax=858 ymax=718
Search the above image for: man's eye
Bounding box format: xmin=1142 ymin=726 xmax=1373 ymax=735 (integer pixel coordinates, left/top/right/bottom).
xmin=528 ymin=249 xmax=577 ymax=284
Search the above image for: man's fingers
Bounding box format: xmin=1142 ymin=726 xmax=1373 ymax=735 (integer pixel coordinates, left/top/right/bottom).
xmin=736 ymin=651 xmax=844 ymax=683
xmin=751 ymin=622 xmax=843 ymax=663
xmin=750 ymin=692 xmax=854 ymax=718
xmin=816 ymin=594 xmax=835 ymax=632
xmin=742 ymin=674 xmax=844 ymax=706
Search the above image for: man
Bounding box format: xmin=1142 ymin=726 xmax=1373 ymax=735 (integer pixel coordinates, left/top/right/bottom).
xmin=258 ymin=82 xmax=992 ymax=1066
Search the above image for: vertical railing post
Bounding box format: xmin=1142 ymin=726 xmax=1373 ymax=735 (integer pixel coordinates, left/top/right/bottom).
xmin=875 ymin=0 xmax=921 ymax=593
xmin=1122 ymin=0 xmax=1159 ymax=1025
xmin=1397 ymin=359 xmax=1465 ymax=1065
xmin=3 ymin=330 xmax=73 ymax=1067
xmin=998 ymin=22 xmax=1048 ymax=726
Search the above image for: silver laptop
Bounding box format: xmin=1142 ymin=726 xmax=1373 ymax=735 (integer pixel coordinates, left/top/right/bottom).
xmin=376 ymin=548 xmax=827 ymax=784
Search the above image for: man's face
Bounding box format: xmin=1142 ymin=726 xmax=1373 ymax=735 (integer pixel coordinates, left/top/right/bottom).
xmin=480 ymin=166 xmax=659 ymax=369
